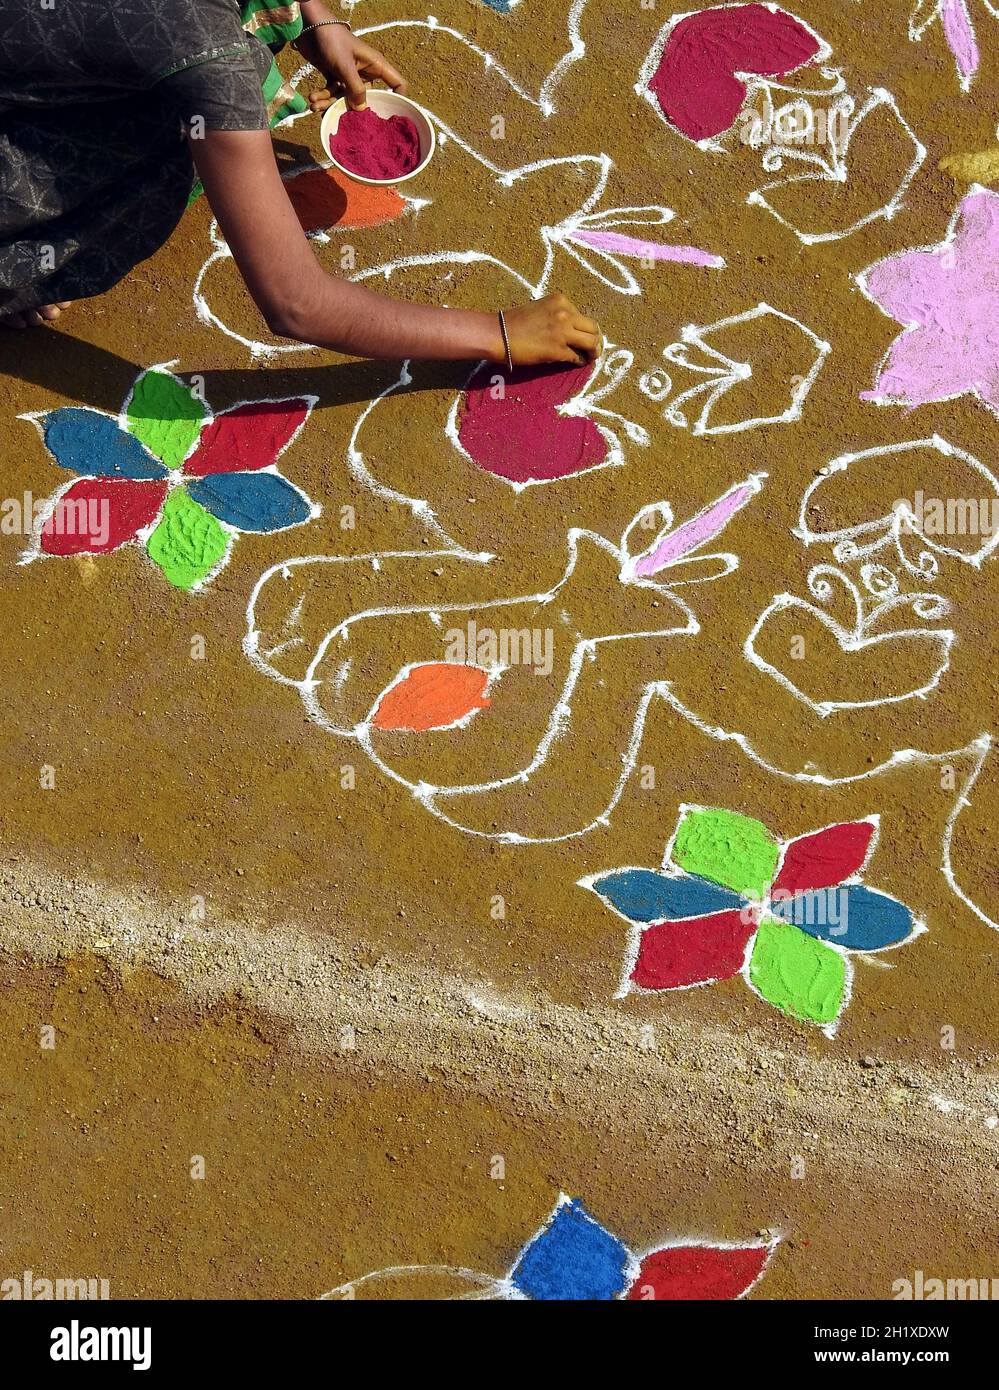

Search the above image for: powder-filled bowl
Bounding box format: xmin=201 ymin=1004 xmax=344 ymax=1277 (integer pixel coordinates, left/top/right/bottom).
xmin=320 ymin=91 xmax=436 ymax=186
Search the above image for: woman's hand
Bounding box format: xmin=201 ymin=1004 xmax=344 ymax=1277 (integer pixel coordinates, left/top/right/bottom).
xmin=501 ymin=292 xmax=603 ymax=366
xmin=294 ymin=17 xmax=407 ymax=112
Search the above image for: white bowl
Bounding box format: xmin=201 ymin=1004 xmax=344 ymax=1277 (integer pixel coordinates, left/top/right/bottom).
xmin=320 ymin=91 xmax=436 ymax=186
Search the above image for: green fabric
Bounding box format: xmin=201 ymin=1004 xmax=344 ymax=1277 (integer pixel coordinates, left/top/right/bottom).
xmin=260 ymin=55 xmax=308 ymax=126
xmin=242 ymin=0 xmax=305 ymax=47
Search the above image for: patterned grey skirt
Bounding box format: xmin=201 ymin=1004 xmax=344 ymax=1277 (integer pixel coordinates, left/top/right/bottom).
xmin=0 ymin=95 xmax=195 ymax=315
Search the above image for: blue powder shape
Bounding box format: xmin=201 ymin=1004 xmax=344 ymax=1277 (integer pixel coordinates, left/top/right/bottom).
xmin=590 ymin=868 xmax=741 ymax=923
xmin=187 ymin=471 xmax=310 ymax=533
xmin=482 ymin=0 xmax=512 ymax=11
xmin=769 ymin=884 xmax=912 ymax=950
xmin=44 ymin=409 xmax=167 ymax=480
xmin=510 ymin=1199 xmax=630 ymax=1300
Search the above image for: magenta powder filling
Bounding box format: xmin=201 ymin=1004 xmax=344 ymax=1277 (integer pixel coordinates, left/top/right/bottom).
xmin=330 ymin=107 xmax=422 ymax=180
xmin=457 ymin=363 xmax=608 ymax=484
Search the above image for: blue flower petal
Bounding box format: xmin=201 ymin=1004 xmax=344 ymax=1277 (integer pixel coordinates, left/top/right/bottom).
xmin=510 ymin=1199 xmax=631 ymax=1301
xmin=186 ymin=471 xmax=312 ymax=533
xmin=43 ymin=409 xmax=167 ymax=480
xmin=770 ymin=884 xmax=914 ymax=950
xmin=589 ymin=867 xmax=742 ymax=922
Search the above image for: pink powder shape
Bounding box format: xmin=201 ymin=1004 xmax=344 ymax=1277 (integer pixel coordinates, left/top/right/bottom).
xmin=330 ymin=106 xmax=422 ymax=181
xmin=633 ymin=479 xmax=759 ymax=576
xmin=649 ymin=3 xmax=821 ymax=142
xmin=571 ymin=229 xmax=724 ymax=267
xmin=860 ymin=188 xmax=999 ymax=414
xmin=941 ymin=0 xmax=979 ymax=82
xmin=457 ymin=363 xmax=607 ymax=484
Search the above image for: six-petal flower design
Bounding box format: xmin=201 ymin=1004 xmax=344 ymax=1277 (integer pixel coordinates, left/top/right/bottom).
xmin=20 ymin=365 xmax=318 ymax=591
xmin=582 ymin=807 xmax=919 ymax=1030
xmin=320 ymin=1193 xmax=779 ymax=1301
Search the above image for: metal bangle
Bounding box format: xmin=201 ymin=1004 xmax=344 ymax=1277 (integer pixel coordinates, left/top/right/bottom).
xmin=296 ymin=19 xmax=352 ymax=41
xmin=498 ymin=310 xmax=514 ymax=375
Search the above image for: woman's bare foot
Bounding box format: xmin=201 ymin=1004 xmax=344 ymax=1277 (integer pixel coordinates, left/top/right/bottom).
xmin=0 ymin=302 xmax=71 ymax=328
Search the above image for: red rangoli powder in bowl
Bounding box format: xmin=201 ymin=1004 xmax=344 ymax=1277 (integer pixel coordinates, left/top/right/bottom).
xmin=330 ymin=107 xmax=422 ymax=181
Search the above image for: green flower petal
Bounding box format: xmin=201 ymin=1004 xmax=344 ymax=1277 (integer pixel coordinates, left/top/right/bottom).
xmin=748 ymin=917 xmax=847 ymax=1024
xmin=126 ymin=368 xmax=206 ymax=470
xmin=671 ymin=807 xmax=780 ymax=899
xmin=146 ymin=488 xmax=229 ymax=590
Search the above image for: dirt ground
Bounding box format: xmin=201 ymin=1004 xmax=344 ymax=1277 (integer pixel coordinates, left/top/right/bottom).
xmin=2 ymin=0 xmax=998 ymax=1299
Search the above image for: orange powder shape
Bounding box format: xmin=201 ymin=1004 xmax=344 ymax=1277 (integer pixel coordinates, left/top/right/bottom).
xmin=372 ymin=663 xmax=492 ymax=732
xmin=285 ymin=165 xmax=406 ymax=233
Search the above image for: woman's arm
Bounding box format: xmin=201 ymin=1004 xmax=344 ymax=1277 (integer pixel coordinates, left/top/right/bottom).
xmin=191 ymin=128 xmax=601 ymax=364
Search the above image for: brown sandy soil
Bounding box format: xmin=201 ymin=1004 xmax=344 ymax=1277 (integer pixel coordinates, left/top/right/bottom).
xmin=2 ymin=0 xmax=998 ymax=1298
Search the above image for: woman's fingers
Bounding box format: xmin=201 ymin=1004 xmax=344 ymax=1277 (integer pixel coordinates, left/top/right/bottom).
xmin=356 ymin=47 xmax=409 ymax=94
xmin=339 ymin=59 xmax=370 ymax=110
xmin=567 ymin=327 xmax=601 ymax=360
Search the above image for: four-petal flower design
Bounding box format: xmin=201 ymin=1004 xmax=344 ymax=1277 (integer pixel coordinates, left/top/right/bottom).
xmin=20 ymin=365 xmax=318 ymax=591
xmin=582 ymin=807 xmax=919 ymax=1030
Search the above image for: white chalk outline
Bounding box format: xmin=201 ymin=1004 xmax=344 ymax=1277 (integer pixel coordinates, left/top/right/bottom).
xmin=319 ymin=1191 xmax=781 ymax=1300
xmin=744 ymin=564 xmax=955 ymax=717
xmin=245 ymin=538 xmax=997 ymax=926
xmin=357 ymin=7 xmax=590 ymax=119
xmin=745 ymin=434 xmax=999 ymax=715
xmin=583 ymin=808 xmax=925 ymax=1035
xmin=856 ymin=186 xmax=999 ymax=422
xmin=794 ymin=436 xmax=999 ymax=574
xmin=747 ymin=87 xmax=926 ymax=245
xmin=646 ymin=302 xmax=830 ymax=435
xmin=18 ymin=363 xmax=319 ymax=592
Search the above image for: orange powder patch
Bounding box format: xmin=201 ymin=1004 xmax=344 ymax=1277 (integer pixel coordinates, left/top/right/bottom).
xmin=372 ymin=663 xmax=492 ymax=733
xmin=285 ymin=166 xmax=406 ymax=233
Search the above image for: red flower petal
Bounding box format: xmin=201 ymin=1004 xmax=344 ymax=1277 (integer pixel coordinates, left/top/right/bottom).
xmin=631 ymin=909 xmax=756 ymax=990
xmin=41 ymin=478 xmax=167 ymax=556
xmin=772 ymin=820 xmax=876 ymax=896
xmin=626 ymin=1243 xmax=771 ymax=1300
xmin=184 ymin=400 xmax=311 ymax=477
